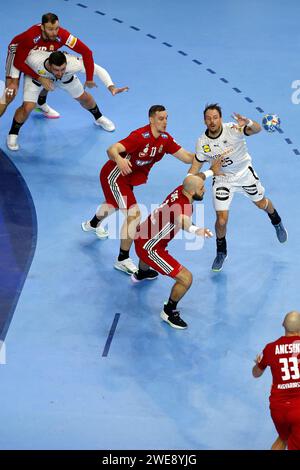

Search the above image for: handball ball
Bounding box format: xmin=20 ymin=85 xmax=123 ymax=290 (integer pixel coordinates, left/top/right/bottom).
xmin=262 ymin=114 xmax=280 ymax=133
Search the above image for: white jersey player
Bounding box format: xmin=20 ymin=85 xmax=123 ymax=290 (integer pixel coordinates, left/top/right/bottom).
xmin=6 ymin=50 xmax=129 ymax=151
xmin=189 ymin=103 xmax=287 ymax=272
xmin=23 ymin=49 xmax=122 ymax=99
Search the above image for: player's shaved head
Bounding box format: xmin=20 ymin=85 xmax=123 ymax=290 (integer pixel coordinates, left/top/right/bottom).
xmin=183 ymin=175 xmax=205 ymax=201
xmin=183 ymin=175 xmax=203 ymax=193
xmin=283 ymin=311 xmax=300 ymax=334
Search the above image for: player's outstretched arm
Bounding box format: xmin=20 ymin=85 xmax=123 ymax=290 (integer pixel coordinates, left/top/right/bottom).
xmin=232 ymin=112 xmax=261 ymax=135
xmin=177 ymin=215 xmax=213 ymax=238
xmin=187 ymin=155 xmax=204 ymax=175
xmin=173 ymin=148 xmax=194 ymax=164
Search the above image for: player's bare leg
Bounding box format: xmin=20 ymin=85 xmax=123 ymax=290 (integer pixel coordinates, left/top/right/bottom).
xmin=212 ymin=210 xmax=229 ymax=272
xmin=254 ymin=197 xmax=287 ymax=243
xmin=161 ymin=267 xmax=192 ymax=329
xmin=6 ymin=101 xmax=36 ymax=151
xmin=76 ymin=91 xmax=115 ymax=132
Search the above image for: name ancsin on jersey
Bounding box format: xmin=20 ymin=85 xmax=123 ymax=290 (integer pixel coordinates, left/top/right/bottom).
xmin=275 ymin=343 xmax=300 ymax=355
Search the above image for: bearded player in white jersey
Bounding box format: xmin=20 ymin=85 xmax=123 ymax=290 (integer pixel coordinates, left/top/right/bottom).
xmin=188 ymin=103 xmax=287 ymax=272
xmin=6 ymin=50 xmax=128 ymax=151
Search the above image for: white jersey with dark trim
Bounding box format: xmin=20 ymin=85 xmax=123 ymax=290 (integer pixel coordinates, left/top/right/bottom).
xmin=195 ymin=122 xmax=253 ymax=177
xmin=25 ymin=50 xmax=114 ymax=87
xmin=25 ymin=50 xmax=82 ymax=82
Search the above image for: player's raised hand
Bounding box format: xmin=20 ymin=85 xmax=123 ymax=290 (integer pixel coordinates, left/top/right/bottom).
xmin=108 ymin=85 xmax=129 ymax=96
xmin=232 ymin=112 xmax=249 ymax=128
xmin=196 ymin=228 xmax=214 ymax=238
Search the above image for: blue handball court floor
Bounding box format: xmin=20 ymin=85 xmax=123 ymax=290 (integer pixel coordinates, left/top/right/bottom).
xmin=0 ymin=0 xmax=300 ymax=450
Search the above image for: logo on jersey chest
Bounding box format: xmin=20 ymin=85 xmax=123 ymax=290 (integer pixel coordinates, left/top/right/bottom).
xmin=202 ymin=144 xmax=211 ymax=153
xmin=138 ymin=144 xmax=158 ymax=159
xmin=33 ymin=35 xmax=41 ymax=44
xmin=138 ymin=144 xmax=149 ymax=158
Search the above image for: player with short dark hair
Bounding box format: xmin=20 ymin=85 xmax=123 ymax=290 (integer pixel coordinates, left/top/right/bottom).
xmin=82 ymin=105 xmax=196 ymax=275
xmin=252 ymin=311 xmax=300 ymax=450
xmin=188 ymin=103 xmax=288 ymax=272
xmin=6 ymin=49 xmax=128 ymax=150
xmin=1 ymin=12 xmax=95 ymax=118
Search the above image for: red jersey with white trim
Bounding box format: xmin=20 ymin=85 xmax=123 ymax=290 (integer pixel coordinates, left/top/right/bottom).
xmin=136 ymin=185 xmax=192 ymax=249
xmin=9 ymin=24 xmax=94 ymax=81
xmin=258 ymin=335 xmax=300 ymax=404
xmin=118 ymin=124 xmax=181 ymax=186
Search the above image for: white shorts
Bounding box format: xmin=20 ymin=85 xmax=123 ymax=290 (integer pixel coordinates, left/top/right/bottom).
xmin=23 ymin=74 xmax=84 ymax=102
xmin=212 ymin=166 xmax=265 ymax=211
xmin=5 ymin=45 xmax=20 ymax=79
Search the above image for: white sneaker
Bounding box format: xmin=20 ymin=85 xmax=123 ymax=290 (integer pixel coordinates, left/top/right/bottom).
xmin=6 ymin=134 xmax=19 ymax=151
xmin=95 ymin=115 xmax=115 ymax=132
xmin=114 ymin=258 xmax=138 ymax=275
xmin=81 ymin=220 xmax=108 ymax=239
xmin=35 ymin=103 xmax=60 ymax=119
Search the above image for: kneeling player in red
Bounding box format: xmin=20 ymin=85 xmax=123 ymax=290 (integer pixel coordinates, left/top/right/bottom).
xmin=132 ymin=174 xmax=215 ymax=329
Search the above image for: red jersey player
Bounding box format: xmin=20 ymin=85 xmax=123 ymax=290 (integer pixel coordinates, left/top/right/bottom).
xmin=132 ymin=174 xmax=215 ymax=329
xmin=82 ymin=105 xmax=196 ymax=275
xmin=253 ymin=310 xmax=300 ymax=450
xmin=0 ymin=12 xmax=95 ymax=118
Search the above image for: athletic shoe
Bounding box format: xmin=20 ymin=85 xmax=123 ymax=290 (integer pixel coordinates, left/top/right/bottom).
xmin=35 ymin=103 xmax=60 ymax=119
xmin=131 ymin=269 xmax=159 ymax=283
xmin=81 ymin=220 xmax=108 ymax=239
xmin=114 ymin=258 xmax=138 ymax=275
xmin=6 ymin=134 xmax=19 ymax=151
xmin=274 ymin=222 xmax=288 ymax=243
xmin=211 ymin=252 xmax=227 ymax=272
xmin=95 ymin=115 xmax=115 ymax=132
xmin=160 ymin=308 xmax=187 ymax=329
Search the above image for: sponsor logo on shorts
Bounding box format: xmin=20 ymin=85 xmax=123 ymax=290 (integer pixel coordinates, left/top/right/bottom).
xmin=66 ymin=34 xmax=77 ymax=49
xmin=242 ymin=184 xmax=258 ymax=195
xmin=202 ymin=144 xmax=211 ymax=153
xmin=216 ymin=186 xmax=230 ymax=201
xmin=142 ymin=132 xmax=150 ymax=138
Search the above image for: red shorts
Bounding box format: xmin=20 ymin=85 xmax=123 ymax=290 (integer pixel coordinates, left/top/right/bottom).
xmin=271 ymin=399 xmax=300 ymax=450
xmin=100 ymin=160 xmax=137 ymax=210
xmin=134 ymin=240 xmax=183 ymax=278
